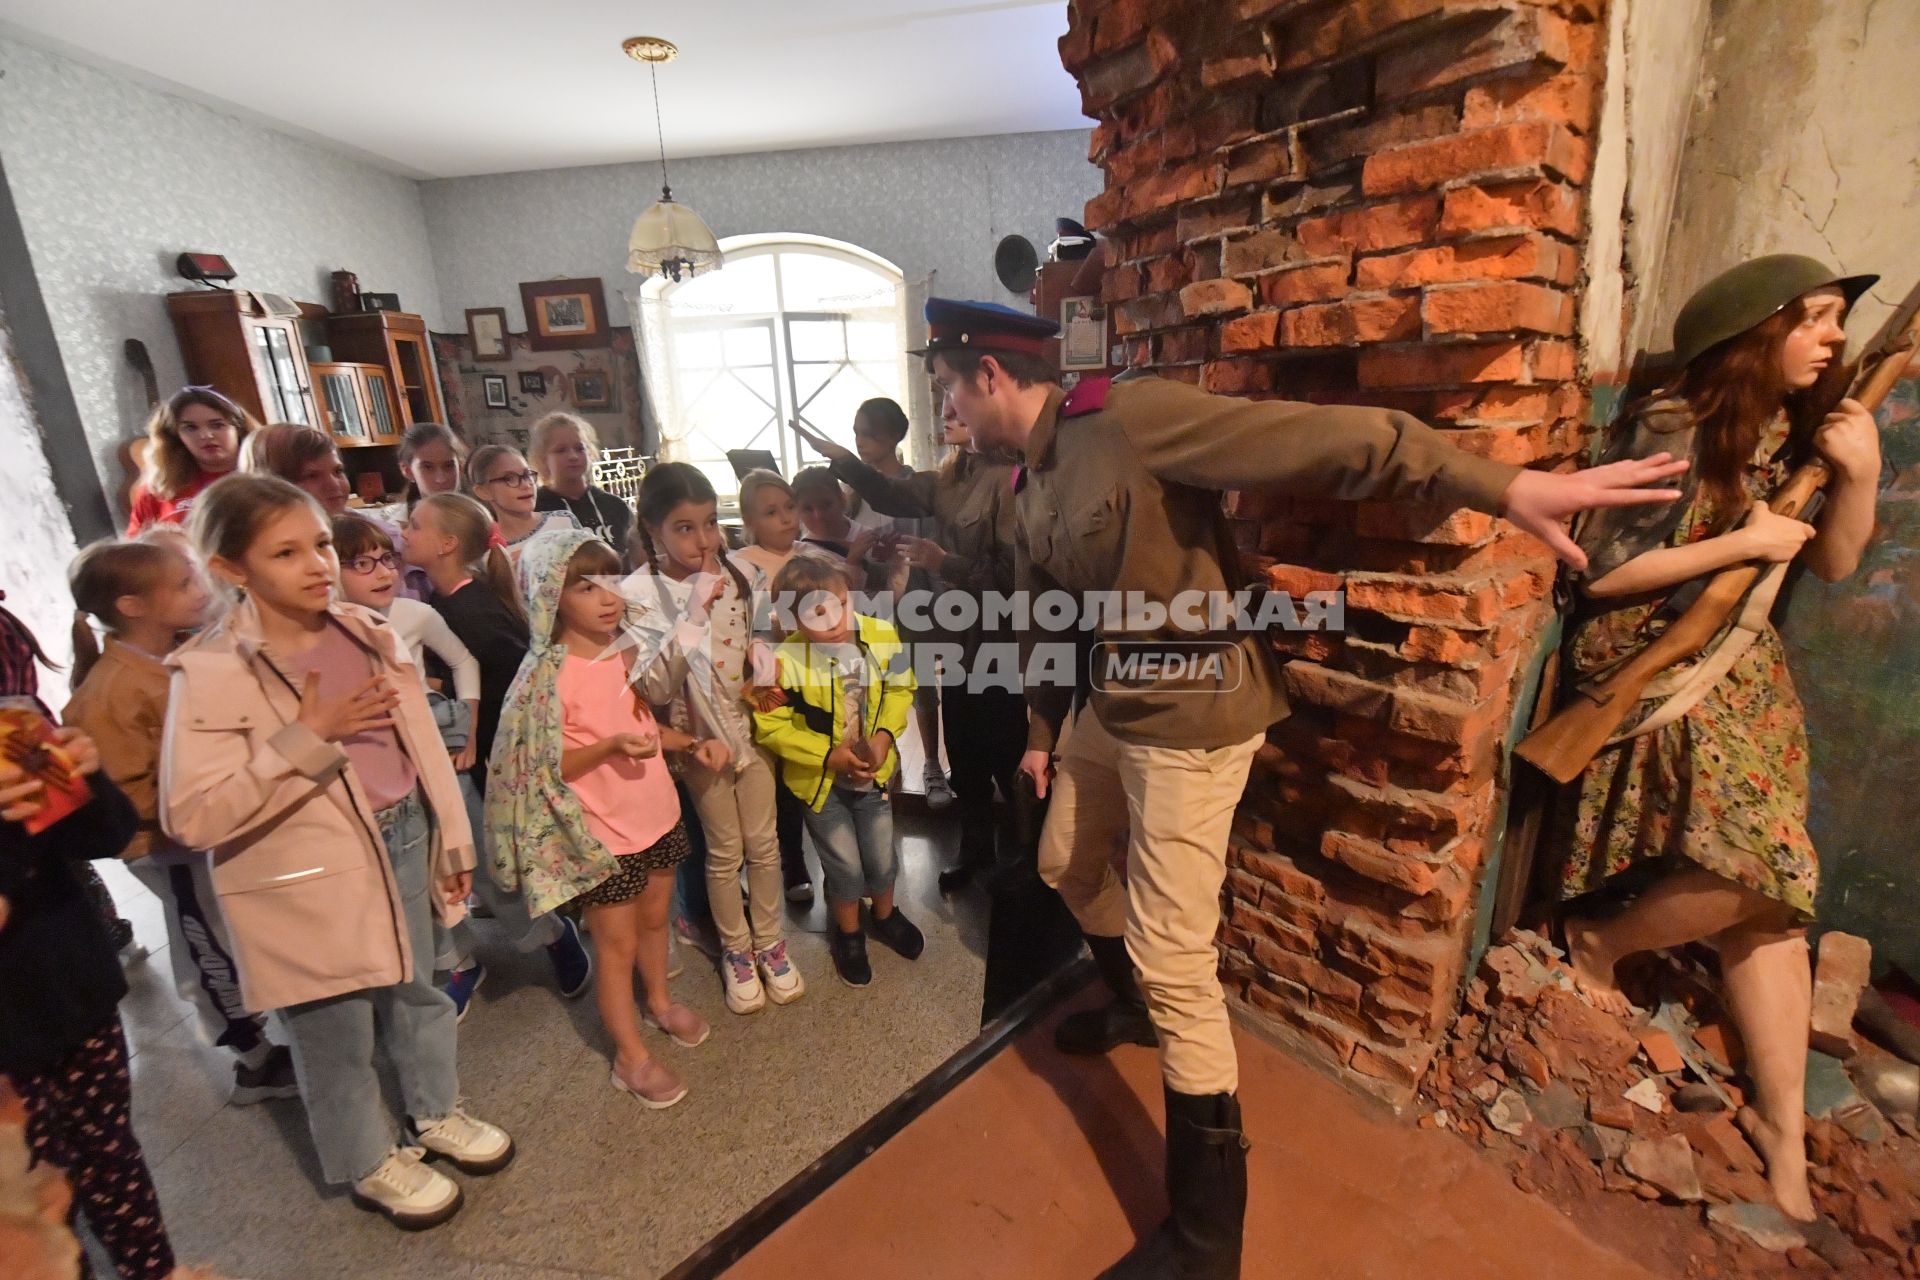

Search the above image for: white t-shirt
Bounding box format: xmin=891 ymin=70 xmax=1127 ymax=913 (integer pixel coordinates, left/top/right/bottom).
xmin=385 ymin=597 xmax=481 ymax=702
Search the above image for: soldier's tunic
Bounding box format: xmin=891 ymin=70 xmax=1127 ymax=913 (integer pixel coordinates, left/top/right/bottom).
xmin=1015 ymin=373 xmax=1519 ymax=1094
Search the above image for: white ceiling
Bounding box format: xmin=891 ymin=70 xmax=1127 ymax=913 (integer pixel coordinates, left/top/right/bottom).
xmin=0 ymin=0 xmax=1090 ymax=179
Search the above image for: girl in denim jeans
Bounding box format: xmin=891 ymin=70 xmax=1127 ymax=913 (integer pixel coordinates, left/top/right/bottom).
xmin=753 ymin=551 xmax=923 ymax=987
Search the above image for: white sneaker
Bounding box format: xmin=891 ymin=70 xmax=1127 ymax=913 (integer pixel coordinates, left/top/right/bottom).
xmin=409 ymin=1107 xmax=515 ymax=1175
xmin=667 ymin=929 xmax=685 ymax=980
xmin=350 ymin=1146 xmax=462 ymax=1230
xmin=924 ymin=768 xmax=956 ymax=810
xmin=756 ymin=941 xmax=806 ymax=1005
xmin=721 ymin=949 xmax=766 ymax=1014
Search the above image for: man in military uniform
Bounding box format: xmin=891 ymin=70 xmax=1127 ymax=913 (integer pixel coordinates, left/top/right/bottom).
xmin=918 ymin=298 xmax=1688 ymax=1279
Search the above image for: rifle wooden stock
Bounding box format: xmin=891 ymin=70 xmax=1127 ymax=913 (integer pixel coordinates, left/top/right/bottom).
xmin=1515 ymin=301 xmax=1920 ymax=784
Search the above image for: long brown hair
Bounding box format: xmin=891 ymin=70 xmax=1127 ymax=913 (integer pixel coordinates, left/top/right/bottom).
xmin=396 ymin=422 xmax=466 ymax=507
xmin=141 ymin=387 xmax=259 ymax=499
xmin=68 ymin=539 xmax=184 ymax=684
xmin=417 ymin=491 xmax=526 ymax=627
xmin=1664 ymin=297 xmax=1851 ymax=524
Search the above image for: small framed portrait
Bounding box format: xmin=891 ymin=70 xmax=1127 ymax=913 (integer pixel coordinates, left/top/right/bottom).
xmin=520 ymin=277 xmax=611 ymax=350
xmin=570 ymin=367 xmax=612 ymax=410
xmin=1060 ymin=296 xmax=1108 ymax=372
xmin=519 ymin=370 xmax=547 ymax=396
xmin=465 ymin=307 xmax=510 ymax=362
xmin=482 ymin=374 xmax=510 ymax=410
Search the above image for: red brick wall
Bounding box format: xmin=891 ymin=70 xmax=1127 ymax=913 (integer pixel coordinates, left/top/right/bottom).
xmin=1060 ymin=0 xmax=1606 ymax=1103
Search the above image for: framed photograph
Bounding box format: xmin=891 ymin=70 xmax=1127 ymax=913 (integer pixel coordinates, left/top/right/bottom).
xmin=570 ymin=366 xmax=612 ymax=410
xmin=482 ymin=374 xmax=510 ymax=410
xmin=518 ymin=370 xmax=547 ymax=396
xmin=520 ymin=277 xmax=611 ymax=351
xmin=466 ymin=307 xmax=510 ymax=362
xmin=1060 ymin=296 xmax=1108 ymax=372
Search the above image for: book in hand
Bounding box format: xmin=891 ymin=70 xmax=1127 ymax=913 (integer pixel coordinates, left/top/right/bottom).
xmin=0 ymin=699 xmax=91 ymax=835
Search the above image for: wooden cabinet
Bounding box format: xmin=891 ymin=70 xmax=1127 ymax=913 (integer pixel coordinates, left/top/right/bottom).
xmin=167 ymin=291 xmax=319 ymax=427
xmin=311 ymin=362 xmax=401 ymax=445
xmin=325 ymin=311 xmax=444 ymax=429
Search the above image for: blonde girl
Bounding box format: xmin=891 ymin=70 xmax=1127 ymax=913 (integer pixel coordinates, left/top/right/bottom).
xmin=161 ymin=474 xmax=512 ymax=1229
xmin=468 ymin=444 xmax=574 ymax=563
xmin=530 ymin=412 xmax=632 ymax=552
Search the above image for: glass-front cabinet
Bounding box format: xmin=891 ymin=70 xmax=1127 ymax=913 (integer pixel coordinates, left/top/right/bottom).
xmin=311 ymin=361 xmax=401 ymax=446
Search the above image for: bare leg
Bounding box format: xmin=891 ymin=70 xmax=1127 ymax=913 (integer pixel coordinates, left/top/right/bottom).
xmin=1721 ymin=920 xmax=1815 ymax=1221
xmin=633 ymin=873 xmax=677 ymax=1021
xmin=584 ymin=900 xmax=651 ymax=1075
xmin=830 ymin=898 xmax=861 ymax=934
xmin=869 ymin=886 xmax=896 ymax=921
xmin=1564 ymin=866 xmax=1769 ymax=1015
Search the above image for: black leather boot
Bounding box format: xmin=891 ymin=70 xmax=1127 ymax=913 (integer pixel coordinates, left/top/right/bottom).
xmin=1054 ymin=934 xmax=1157 ymax=1055
xmin=1099 ymin=1089 xmax=1249 ymax=1279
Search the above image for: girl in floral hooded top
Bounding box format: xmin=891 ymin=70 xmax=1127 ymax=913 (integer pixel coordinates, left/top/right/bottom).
xmin=485 ymin=526 xmax=711 ymax=1110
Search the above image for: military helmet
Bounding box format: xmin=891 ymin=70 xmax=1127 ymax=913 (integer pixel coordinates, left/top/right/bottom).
xmin=1671 ymin=254 xmax=1878 ymax=368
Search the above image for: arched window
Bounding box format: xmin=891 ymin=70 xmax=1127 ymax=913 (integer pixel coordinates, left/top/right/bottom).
xmin=635 ymin=234 xmax=914 ymax=505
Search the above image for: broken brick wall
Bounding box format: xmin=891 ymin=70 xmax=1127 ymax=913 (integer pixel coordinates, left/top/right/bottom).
xmin=1059 ymin=0 xmax=1609 ymax=1104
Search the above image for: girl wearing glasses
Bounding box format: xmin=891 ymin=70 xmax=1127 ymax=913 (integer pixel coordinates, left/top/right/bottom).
xmin=467 ymin=445 xmax=575 ymax=566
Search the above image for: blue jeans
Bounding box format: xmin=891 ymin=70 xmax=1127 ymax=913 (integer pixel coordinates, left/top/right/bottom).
xmin=672 ymin=777 xmax=712 ymax=924
xmin=800 ymin=786 xmax=897 ymax=905
xmin=279 ymin=791 xmax=459 ymax=1184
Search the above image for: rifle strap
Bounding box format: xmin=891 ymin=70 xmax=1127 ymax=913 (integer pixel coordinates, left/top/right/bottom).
xmin=1602 ymin=558 xmax=1789 ymax=747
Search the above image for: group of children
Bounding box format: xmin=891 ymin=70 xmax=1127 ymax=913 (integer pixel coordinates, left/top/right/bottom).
xmin=2 ymin=388 xmax=946 ymax=1276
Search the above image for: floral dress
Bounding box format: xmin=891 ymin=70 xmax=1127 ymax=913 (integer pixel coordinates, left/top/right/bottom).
xmin=1556 ymin=398 xmax=1819 ymax=918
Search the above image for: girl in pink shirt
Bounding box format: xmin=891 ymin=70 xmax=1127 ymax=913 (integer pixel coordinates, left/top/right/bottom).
xmin=487 ymin=528 xmax=717 ymax=1109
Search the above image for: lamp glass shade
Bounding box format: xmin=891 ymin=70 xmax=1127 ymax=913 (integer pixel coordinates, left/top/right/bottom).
xmin=627 ymin=197 xmax=723 ymax=278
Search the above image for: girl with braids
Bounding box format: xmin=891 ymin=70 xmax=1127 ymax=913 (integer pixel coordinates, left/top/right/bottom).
xmin=488 ymin=528 xmax=710 ymax=1109
xmin=468 ymin=443 xmax=575 ymax=566
xmin=627 ymin=463 xmax=803 ymax=1015
xmin=401 ymin=494 xmax=592 ymax=1014
xmin=126 ymin=386 xmax=258 ymax=535
xmin=1557 ymin=255 xmax=1883 ymax=1223
xmin=64 ymin=537 xmax=298 ymax=1103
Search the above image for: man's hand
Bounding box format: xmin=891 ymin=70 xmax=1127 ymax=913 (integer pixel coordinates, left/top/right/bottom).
xmin=900 ymin=536 xmax=948 ymax=573
xmin=791 ymin=418 xmax=856 ymax=465
xmin=1500 ymin=454 xmax=1689 ymax=571
xmin=1018 ymin=749 xmax=1054 ymax=801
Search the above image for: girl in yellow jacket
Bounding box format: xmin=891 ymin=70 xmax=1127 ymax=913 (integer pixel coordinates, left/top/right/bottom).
xmin=753 ymin=551 xmax=922 ymax=988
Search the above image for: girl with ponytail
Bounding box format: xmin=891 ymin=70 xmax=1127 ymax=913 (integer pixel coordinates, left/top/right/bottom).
xmin=64 ymin=535 xmax=297 ymax=1102
xmin=627 ymin=463 xmax=803 ymax=1015
xmin=401 ymin=494 xmax=593 ymax=1013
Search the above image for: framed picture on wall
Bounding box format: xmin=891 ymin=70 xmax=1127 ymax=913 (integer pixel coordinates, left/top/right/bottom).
xmin=466 ymin=307 xmax=510 ymax=361
xmin=1060 ymin=296 xmax=1108 ymax=372
xmin=482 ymin=374 xmax=510 ymax=409
xmin=519 ymin=371 xmax=547 ymax=395
xmin=571 ymin=367 xmax=612 ymax=410
xmin=520 ymin=277 xmax=611 ymax=350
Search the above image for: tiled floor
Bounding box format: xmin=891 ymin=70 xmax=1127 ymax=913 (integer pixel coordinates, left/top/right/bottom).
xmin=728 ymin=992 xmax=1664 ymax=1280
xmin=102 ymin=796 xmax=988 ymax=1280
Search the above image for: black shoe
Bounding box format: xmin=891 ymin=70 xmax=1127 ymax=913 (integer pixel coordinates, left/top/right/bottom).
xmin=829 ymin=926 xmax=872 ymax=987
xmin=1056 ymin=934 xmax=1158 ymax=1055
xmin=231 ymin=1044 xmax=301 ymax=1105
xmin=937 ymin=863 xmax=977 ymax=894
xmin=867 ymin=907 xmax=925 ymax=960
xmin=1100 ymin=1089 xmax=1249 ymax=1280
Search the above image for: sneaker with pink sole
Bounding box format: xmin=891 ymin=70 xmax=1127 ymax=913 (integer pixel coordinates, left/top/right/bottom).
xmin=610 ymin=1057 xmax=688 ymax=1110
xmin=643 ymin=1002 xmax=712 ymax=1048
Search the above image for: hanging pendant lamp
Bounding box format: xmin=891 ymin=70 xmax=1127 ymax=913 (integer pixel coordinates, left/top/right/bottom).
xmin=623 ymin=37 xmax=722 ymax=282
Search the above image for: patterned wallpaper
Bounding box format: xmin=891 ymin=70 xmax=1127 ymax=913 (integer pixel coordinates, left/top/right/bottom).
xmin=431 ymin=327 xmax=645 ymax=455
xmin=420 ymin=130 xmax=1102 ymax=330
xmin=0 ymin=39 xmax=442 ymax=504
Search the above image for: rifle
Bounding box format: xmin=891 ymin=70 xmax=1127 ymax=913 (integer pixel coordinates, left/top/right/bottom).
xmin=1514 ymin=285 xmax=1920 ymax=784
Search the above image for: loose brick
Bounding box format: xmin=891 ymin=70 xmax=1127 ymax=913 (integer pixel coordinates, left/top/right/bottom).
xmin=1353 ymin=503 xmax=1497 ymax=546
xmin=1283 ymin=662 xmax=1393 ymax=719
xmin=1529 ymin=339 xmax=1577 ymax=381
xmin=1266 ymin=562 xmax=1346 ymax=597
xmin=1296 ymin=193 xmax=1443 ymax=257
xmin=1264 ymin=178 xmax=1361 ymax=221
xmin=1080 ymin=34 xmax=1176 ymax=112
xmin=1362 ymin=122 xmax=1593 ymax=196
xmin=1323 ymin=829 xmax=1441 ymax=895
xmin=1463 ymin=71 xmax=1600 ymax=135
xmin=1145 ymin=254 xmax=1193 ymax=294
xmin=1202 ymin=359 xmax=1274 ymax=395
xmin=1177 ymin=195 xmax=1259 ymax=243
xmin=1281 ymin=296 xmax=1422 ymax=347
xmin=1090 ymin=0 xmax=1155 ymax=56
xmin=1259 ymin=259 xmax=1354 ymax=306
xmin=1084 ymin=185 xmax=1127 ymax=233
xmin=1423 ymin=281 xmax=1575 ymax=336
xmin=1388 ymin=686 xmax=1497 ymax=745
xmin=1375 ymin=7 xmax=1573 ymax=101
xmin=1810 ymin=931 xmax=1872 ymax=1058
xmin=1344 ymin=572 xmax=1505 ymax=623
xmin=1222 ymin=229 xmax=1310 ymax=276
xmin=1273 ymin=0 xmax=1501 ymax=73
xmin=1402 ymin=624 xmax=1480 ymax=665
xmin=1124 ymin=158 xmax=1223 ymax=220
xmin=1179 ymin=278 xmax=1253 ymax=319
xmin=1225 ymin=133 xmax=1305 ymax=188
xmin=1355 ymin=234 xmax=1578 ymax=289
xmin=1220 ymin=310 xmax=1283 ymax=353
xmin=1439 ymin=179 xmax=1585 ymax=236
xmin=1356 ymin=341 xmax=1528 ymax=389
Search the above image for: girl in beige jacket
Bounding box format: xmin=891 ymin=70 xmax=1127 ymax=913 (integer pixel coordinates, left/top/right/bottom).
xmin=159 ymin=474 xmax=513 ymax=1231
